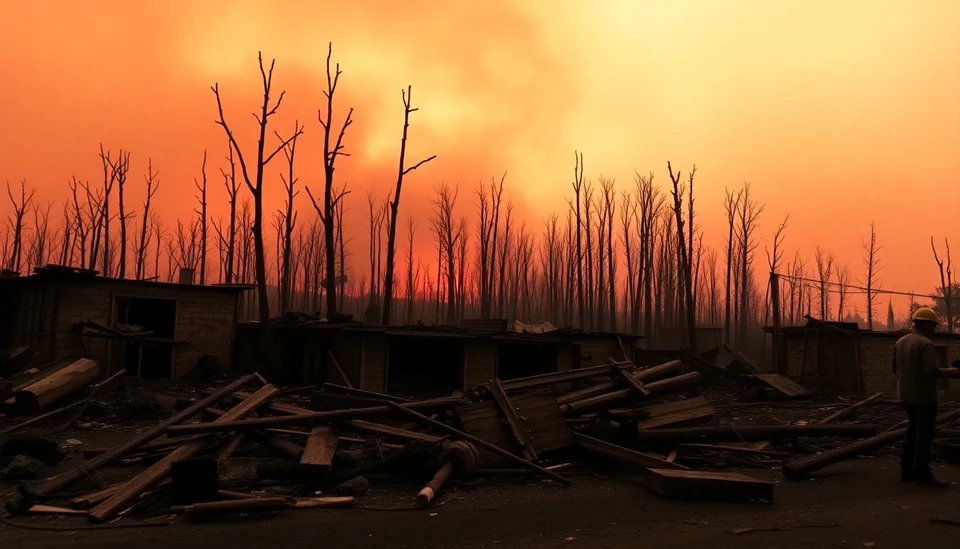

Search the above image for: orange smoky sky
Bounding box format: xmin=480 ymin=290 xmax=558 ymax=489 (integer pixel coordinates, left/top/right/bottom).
xmin=1 ymin=0 xmax=958 ymax=312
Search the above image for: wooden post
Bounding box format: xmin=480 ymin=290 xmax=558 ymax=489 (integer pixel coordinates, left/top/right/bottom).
xmin=770 ymin=272 xmax=784 ymax=375
xmin=14 ymin=358 xmax=101 ymax=414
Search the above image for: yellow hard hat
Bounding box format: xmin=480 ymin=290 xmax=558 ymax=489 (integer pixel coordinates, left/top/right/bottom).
xmin=913 ymin=307 xmax=939 ymax=324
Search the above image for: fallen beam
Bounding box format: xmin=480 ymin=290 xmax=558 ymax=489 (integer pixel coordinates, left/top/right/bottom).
xmin=321 ymin=383 xmax=415 ymax=403
xmin=344 ymin=419 xmax=442 ymax=443
xmin=13 ymin=358 xmax=101 ymax=414
xmin=382 ymin=400 xmax=572 ymax=486
xmin=166 ymin=396 xmax=464 ymax=436
xmin=575 ymin=433 xmax=687 ymax=471
xmin=499 ymin=363 xmax=625 ymax=392
xmin=32 ymin=374 xmax=258 ymax=496
xmin=632 ymin=424 xmax=877 ymax=444
xmin=644 ymin=468 xmax=774 ymax=503
xmin=1 ymin=370 xmax=125 ymax=435
xmin=783 ymin=407 xmax=960 ymax=480
xmin=554 ymin=360 xmax=684 ymax=406
xmin=88 ymin=383 xmax=279 ymax=523
xmin=816 ymin=393 xmax=883 ymax=425
xmin=488 ymin=378 xmax=538 ymax=460
xmin=560 ymin=372 xmax=702 ymax=415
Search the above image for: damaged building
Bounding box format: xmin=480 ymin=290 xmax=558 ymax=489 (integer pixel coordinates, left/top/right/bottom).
xmin=236 ymin=319 xmax=643 ymax=397
xmin=770 ymin=317 xmax=960 ymax=396
xmin=0 ymin=265 xmax=250 ymax=378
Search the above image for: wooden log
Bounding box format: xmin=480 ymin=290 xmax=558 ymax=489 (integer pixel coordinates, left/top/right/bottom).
xmin=488 ymin=378 xmax=538 ymax=460
xmin=300 ymin=426 xmax=338 ymax=472
xmin=643 ymin=468 xmax=774 ymax=503
xmin=171 ymin=497 xmax=290 ymax=519
xmin=382 ymin=400 xmax=572 ymax=486
xmin=88 ymin=383 xmax=279 ymax=523
xmin=560 ymin=372 xmax=702 ymax=416
xmin=816 ymin=393 xmax=883 ymax=425
xmin=167 ymin=396 xmax=465 ymax=436
xmin=783 ymin=407 xmax=960 ymax=480
xmin=34 ymin=374 xmax=257 ymax=496
xmin=416 ymin=460 xmax=455 ymax=508
xmin=344 ymin=419 xmax=442 ymax=443
xmin=632 ymin=424 xmax=877 ymax=444
xmin=1 ymin=370 xmax=125 ymax=435
xmin=13 ymin=358 xmax=100 ymax=415
xmin=574 ymin=432 xmax=687 ymax=471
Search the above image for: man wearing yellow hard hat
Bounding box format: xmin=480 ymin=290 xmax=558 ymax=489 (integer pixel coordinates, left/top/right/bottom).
xmin=893 ymin=307 xmax=960 ymax=487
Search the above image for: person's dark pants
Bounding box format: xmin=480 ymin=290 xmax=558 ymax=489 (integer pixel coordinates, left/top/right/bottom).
xmin=902 ymin=403 xmax=938 ymax=479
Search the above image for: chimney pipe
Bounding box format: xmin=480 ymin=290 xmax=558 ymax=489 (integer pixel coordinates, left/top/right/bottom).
xmin=178 ymin=267 xmax=195 ymax=285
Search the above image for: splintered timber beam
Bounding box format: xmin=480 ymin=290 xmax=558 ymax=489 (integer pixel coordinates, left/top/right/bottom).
xmin=560 ymin=371 xmax=702 ymax=416
xmin=488 ymin=378 xmax=538 ymax=461
xmin=575 ymin=433 xmax=687 ymax=471
xmin=300 ymin=426 xmax=338 ymax=472
xmin=783 ymin=407 xmax=960 ymax=480
xmin=382 ymin=400 xmax=572 ymax=486
xmin=88 ymin=383 xmax=279 ymax=523
xmin=816 ymin=393 xmax=883 ymax=425
xmin=500 ymin=363 xmax=627 ymax=392
xmin=33 ymin=374 xmax=259 ymax=496
xmin=166 ymin=396 xmax=464 ymax=436
xmin=555 ymin=360 xmax=685 ymax=406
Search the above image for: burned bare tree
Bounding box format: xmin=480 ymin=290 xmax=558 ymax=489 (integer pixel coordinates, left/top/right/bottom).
xmin=27 ymin=202 xmax=53 ymax=270
xmin=277 ymin=123 xmax=302 ymax=313
xmin=932 ymin=238 xmax=954 ymax=333
xmin=602 ymin=178 xmax=617 ymax=331
xmin=668 ymin=162 xmax=696 ymax=348
xmin=496 ymin=201 xmax=514 ymax=317
xmin=836 ymin=264 xmax=851 ymax=320
xmin=134 ymin=160 xmax=159 ymax=279
xmin=5 ymin=180 xmax=35 ymax=273
xmin=432 ymin=183 xmax=462 ymax=323
xmin=572 ymin=152 xmax=586 ymax=328
xmin=212 ymin=52 xmax=303 ymax=352
xmin=404 ymin=217 xmax=417 ymax=323
xmin=97 ymin=145 xmax=120 ymax=276
xmin=814 ymin=246 xmax=835 ymax=321
xmin=861 ymin=221 xmax=883 ymax=330
xmin=219 ymin=146 xmax=240 ymax=283
xmin=381 ymin=85 xmax=435 ymax=324
xmin=304 ymin=44 xmax=354 ymax=318
xmin=735 ymin=183 xmax=763 ymax=349
xmin=722 ymin=188 xmax=742 ymax=343
xmin=192 ymin=150 xmax=209 ymax=284
xmin=107 ymin=151 xmax=132 ymax=278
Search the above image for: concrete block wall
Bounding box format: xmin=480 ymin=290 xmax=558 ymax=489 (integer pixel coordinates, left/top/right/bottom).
xmin=859 ymin=336 xmax=960 ymax=398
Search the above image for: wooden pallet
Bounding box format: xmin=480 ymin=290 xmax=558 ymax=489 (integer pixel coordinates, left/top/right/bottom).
xmin=456 ymin=393 xmax=575 ymax=465
xmin=643 ymin=468 xmax=774 ymax=503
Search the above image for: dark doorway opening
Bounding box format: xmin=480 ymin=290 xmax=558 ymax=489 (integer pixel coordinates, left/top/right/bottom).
xmin=114 ymin=296 xmax=177 ymax=378
xmin=497 ymin=342 xmax=557 ymax=380
xmin=387 ymin=336 xmax=463 ymax=398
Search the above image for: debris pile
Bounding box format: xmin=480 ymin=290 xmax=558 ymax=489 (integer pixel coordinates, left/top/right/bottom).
xmin=1 ymin=349 xmax=956 ymax=527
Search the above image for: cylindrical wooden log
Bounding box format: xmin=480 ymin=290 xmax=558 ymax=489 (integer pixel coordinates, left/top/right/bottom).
xmin=560 ymin=371 xmax=701 ymax=415
xmin=631 ymin=423 xmax=877 ymax=444
xmin=783 ymin=407 xmax=960 ymax=480
xmin=13 ymin=358 xmax=100 ymax=415
xmin=416 ymin=461 xmax=455 ymax=508
xmin=172 ymin=497 xmax=290 ymax=519
xmin=816 ymin=393 xmax=883 ymax=425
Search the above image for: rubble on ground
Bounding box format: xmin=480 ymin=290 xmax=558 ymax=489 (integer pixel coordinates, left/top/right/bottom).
xmin=0 ymin=346 xmax=957 ymax=528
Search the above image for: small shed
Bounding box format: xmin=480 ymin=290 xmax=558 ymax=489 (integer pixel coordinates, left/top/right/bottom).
xmin=0 ymin=265 xmax=250 ymax=378
xmin=771 ymin=317 xmax=960 ymax=396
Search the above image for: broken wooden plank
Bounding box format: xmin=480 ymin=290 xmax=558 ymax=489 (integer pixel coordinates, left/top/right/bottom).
xmin=816 ymin=393 xmax=883 ymax=425
xmin=291 ymin=496 xmax=354 ymax=509
xmin=321 ymin=383 xmax=415 ymax=403
xmin=499 ymin=364 xmax=623 ymax=392
xmin=575 ymin=432 xmax=687 ymax=471
xmin=344 ymin=419 xmax=442 ymax=443
xmin=753 ymin=374 xmax=813 ymax=398
xmin=34 ymin=374 xmax=258 ymax=496
xmin=560 ymin=372 xmax=702 ymax=416
xmin=675 ymin=443 xmax=793 ymax=457
xmin=301 ymin=426 xmax=338 ymax=472
xmin=216 ymin=433 xmax=244 ymax=461
xmin=326 ymin=350 xmax=353 ymax=388
xmin=488 ymin=378 xmax=538 ymax=461
xmin=28 ymin=504 xmax=88 ymax=516
xmin=384 ymin=400 xmax=572 ymax=486
xmin=167 ymin=396 xmax=465 ymax=436
xmin=631 ymin=397 xmax=716 ymax=430
xmin=643 ymin=468 xmax=774 ymax=503
xmin=88 ymin=383 xmax=279 ymax=523
xmin=633 ymin=423 xmax=876 ymax=443
xmin=614 ymin=364 xmax=652 ymax=396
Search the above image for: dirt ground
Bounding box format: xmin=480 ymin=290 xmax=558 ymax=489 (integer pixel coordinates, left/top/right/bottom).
xmin=4 ymin=381 xmax=960 ymax=548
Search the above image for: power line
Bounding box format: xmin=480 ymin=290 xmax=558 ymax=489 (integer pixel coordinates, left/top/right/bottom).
xmin=774 ymin=272 xmax=941 ymax=301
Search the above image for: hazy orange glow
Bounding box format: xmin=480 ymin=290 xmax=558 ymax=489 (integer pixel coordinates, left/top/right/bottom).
xmin=1 ymin=1 xmax=958 ymax=312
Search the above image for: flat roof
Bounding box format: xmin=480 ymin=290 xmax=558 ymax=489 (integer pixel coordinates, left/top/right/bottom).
xmin=0 ymin=265 xmax=253 ymax=293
